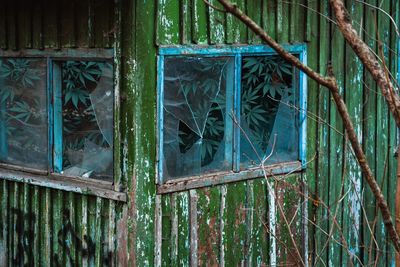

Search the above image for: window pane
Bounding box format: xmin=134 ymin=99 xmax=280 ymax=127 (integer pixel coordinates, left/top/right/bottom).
xmin=163 ymin=57 xmax=234 ymax=180
xmin=0 ymin=58 xmax=48 ymax=169
xmin=61 ymin=61 xmax=114 ymax=180
xmin=240 ymin=56 xmax=298 ymax=168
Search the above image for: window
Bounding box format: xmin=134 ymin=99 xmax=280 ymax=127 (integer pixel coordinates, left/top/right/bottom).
xmin=157 ymin=45 xmax=307 ymax=191
xmin=0 ymin=51 xmax=115 ymax=183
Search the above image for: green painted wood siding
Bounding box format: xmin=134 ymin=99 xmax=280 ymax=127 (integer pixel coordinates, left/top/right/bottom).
xmin=0 ymin=0 xmax=399 ymax=266
xmin=0 ymin=1 xmax=127 ymax=266
xmin=152 ymin=0 xmax=400 ymax=266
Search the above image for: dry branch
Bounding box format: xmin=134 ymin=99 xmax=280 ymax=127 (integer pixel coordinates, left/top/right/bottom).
xmin=330 ymin=0 xmax=400 ymax=127
xmin=215 ymin=0 xmax=400 ymax=253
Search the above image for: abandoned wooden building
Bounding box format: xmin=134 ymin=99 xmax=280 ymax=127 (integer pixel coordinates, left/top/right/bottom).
xmin=0 ymin=0 xmax=399 ymax=266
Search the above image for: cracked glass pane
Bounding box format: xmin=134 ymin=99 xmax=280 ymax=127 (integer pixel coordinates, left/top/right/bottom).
xmin=163 ymin=56 xmax=234 ymax=180
xmin=61 ymin=61 xmax=114 ymax=180
xmin=0 ymin=58 xmax=48 ymax=169
xmin=240 ymin=56 xmax=299 ymax=168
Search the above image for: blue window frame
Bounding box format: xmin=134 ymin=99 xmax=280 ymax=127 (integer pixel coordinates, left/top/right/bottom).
xmin=0 ymin=50 xmax=115 ymax=182
xmin=157 ymin=45 xmax=307 ymax=187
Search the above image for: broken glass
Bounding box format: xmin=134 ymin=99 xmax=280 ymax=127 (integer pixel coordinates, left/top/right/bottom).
xmin=61 ymin=61 xmax=114 ymax=180
xmin=162 ymin=57 xmax=234 ymax=180
xmin=240 ymin=56 xmax=299 ymax=168
xmin=0 ymin=58 xmax=48 ymax=169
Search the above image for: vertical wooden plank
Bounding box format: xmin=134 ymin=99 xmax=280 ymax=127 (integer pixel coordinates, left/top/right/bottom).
xmin=161 ymin=194 xmax=171 ymax=266
xmin=177 ymin=192 xmax=190 ymax=266
xmin=60 ymin=0 xmax=76 ymax=47
xmin=32 ymin=0 xmax=43 ymax=49
xmin=93 ymin=0 xmax=110 ymax=48
xmin=387 ymin=2 xmax=399 ymax=265
xmin=88 ymin=197 xmax=96 ymax=266
xmin=373 ymin=0 xmax=391 ymax=265
xmin=341 ymin=1 xmax=363 ymax=265
xmin=67 ymin=192 xmax=76 ymax=266
xmin=262 ymin=0 xmax=276 ymax=41
xmin=191 ymin=0 xmax=208 ymax=44
xmin=154 ymin=195 xmax=162 ymax=267
xmin=135 ymin=0 xmax=158 ymax=265
xmin=170 ymin=194 xmax=178 ymax=266
xmin=8 ymin=182 xmax=14 ymax=265
xmin=305 ymin=0 xmax=312 ymax=42
xmin=40 ymin=188 xmax=51 ymax=266
xmin=11 ymin=183 xmax=19 ymax=265
xmin=17 ymin=0 xmax=32 ymax=49
xmin=362 ymin=0 xmax=377 ymax=264
xmin=189 ymin=190 xmax=198 ymax=266
xmin=289 ymin=0 xmax=300 ymax=43
xmin=156 ymin=0 xmax=180 ymax=45
xmin=108 ymin=201 xmax=116 ymax=267
xmin=22 ymin=184 xmax=32 ymax=265
xmin=225 ymin=0 xmax=246 ymax=44
xmin=42 ymin=0 xmax=59 ymax=48
xmin=246 ymin=0 xmax=262 ymax=44
xmin=52 ymin=190 xmax=63 ymax=266
xmin=244 ymin=181 xmax=254 ymax=266
xmin=0 ymin=1 xmax=7 ymax=49
xmin=249 ymin=179 xmax=269 ymax=266
xmin=75 ymin=0 xmax=90 ymax=47
xmin=296 ymin=0 xmax=306 ymax=42
xmin=6 ymin=1 xmax=17 ymax=50
xmin=221 ymin=182 xmax=247 ymax=266
xmin=208 ymin=0 xmax=226 ymax=44
xmin=112 ymin=0 xmax=123 ymax=192
xmin=106 ymin=0 xmax=116 ymax=48
xmin=180 ymin=0 xmax=192 ymax=44
xmin=81 ymin=195 xmax=89 ymax=267
xmin=0 ymin=180 xmax=8 ymax=267
xmin=275 ymin=176 xmax=304 ymax=266
xmin=305 ymin=0 xmax=319 ymax=264
xmin=197 ymin=187 xmax=221 ymax=266
xmin=328 ymin=7 xmax=346 ymax=267
xmin=94 ymin=197 xmax=103 ymax=267
xmin=314 ymin=1 xmax=330 ymax=265
xmin=276 ymin=0 xmax=289 ymax=43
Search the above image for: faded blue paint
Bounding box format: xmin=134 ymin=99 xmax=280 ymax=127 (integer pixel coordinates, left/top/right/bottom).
xmin=158 ymin=44 xmax=307 ymax=56
xmin=157 ymin=55 xmax=165 ymax=184
xmin=234 ymin=54 xmax=242 ymax=172
xmin=224 ymin=58 xmax=235 ymax=171
xmin=157 ymin=44 xmax=308 ymax=184
xmin=299 ymin=47 xmax=308 ymax=168
xmin=52 ymin=63 xmax=63 ymax=173
xmin=47 ymin=58 xmax=54 ymax=172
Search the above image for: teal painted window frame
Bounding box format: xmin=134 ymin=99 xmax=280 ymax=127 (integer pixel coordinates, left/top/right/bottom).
xmin=157 ymin=45 xmax=308 ymax=192
xmin=0 ymin=49 xmax=125 ymax=201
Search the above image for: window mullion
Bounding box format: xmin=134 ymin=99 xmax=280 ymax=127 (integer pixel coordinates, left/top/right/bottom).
xmin=233 ymin=53 xmax=242 ymax=172
xmin=157 ymin=55 xmax=165 ymax=184
xmin=0 ymin=100 xmax=7 ymax=161
xmin=47 ymin=58 xmax=53 ymax=173
xmin=299 ymin=51 xmax=308 ymax=167
xmin=52 ymin=62 xmax=63 ymax=173
xmin=224 ymin=57 xmax=235 ymax=172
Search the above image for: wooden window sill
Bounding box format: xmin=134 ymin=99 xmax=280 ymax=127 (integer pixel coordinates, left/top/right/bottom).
xmin=0 ymin=165 xmax=126 ymax=202
xmin=157 ymin=161 xmax=303 ymax=194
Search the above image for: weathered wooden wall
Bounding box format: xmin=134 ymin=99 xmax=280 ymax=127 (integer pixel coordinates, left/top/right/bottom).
xmin=0 ymin=1 xmax=128 ymax=266
xmin=0 ymin=0 xmax=399 ymax=266
xmin=152 ymin=0 xmax=400 ymax=266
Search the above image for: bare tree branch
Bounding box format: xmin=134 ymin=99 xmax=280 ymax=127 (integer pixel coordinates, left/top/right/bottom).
xmin=215 ymin=0 xmax=400 ymax=253
xmin=330 ymin=0 xmax=400 ymax=127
